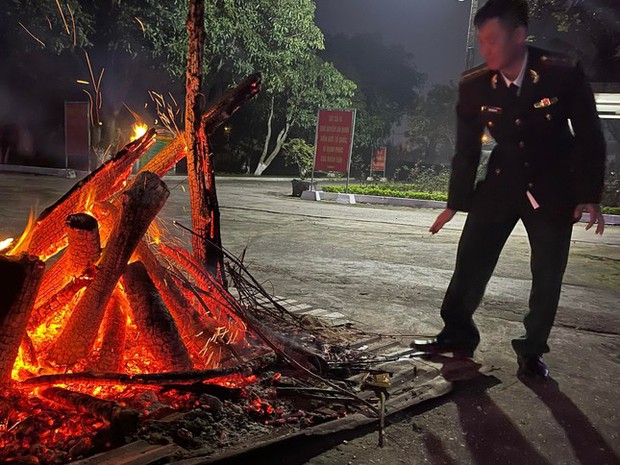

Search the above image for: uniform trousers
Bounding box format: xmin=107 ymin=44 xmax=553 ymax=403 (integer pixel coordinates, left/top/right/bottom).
xmin=438 ymin=183 xmax=574 ymax=356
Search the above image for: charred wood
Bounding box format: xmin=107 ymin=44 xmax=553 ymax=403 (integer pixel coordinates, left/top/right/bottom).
xmin=39 ymin=387 xmax=139 ymax=433
xmin=0 ymin=254 xmax=45 ymax=382
xmin=34 ymin=213 xmax=101 ymax=309
xmin=21 ymin=353 xmax=278 ymax=386
xmin=26 ymin=130 xmax=155 ymax=260
xmin=138 ymin=74 xmax=261 ymax=179
xmin=121 ymin=261 xmax=193 ymax=372
xmin=88 ymin=291 xmax=128 ymax=373
xmin=47 ymin=172 xmax=169 ymax=366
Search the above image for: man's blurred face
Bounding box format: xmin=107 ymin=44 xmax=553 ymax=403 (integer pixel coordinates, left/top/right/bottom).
xmin=477 ymin=18 xmax=526 ymax=71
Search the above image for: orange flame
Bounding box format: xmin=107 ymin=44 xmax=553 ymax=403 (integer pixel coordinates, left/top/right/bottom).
xmin=131 ymin=123 xmax=148 ymax=142
xmin=7 ymin=208 xmax=37 ymax=257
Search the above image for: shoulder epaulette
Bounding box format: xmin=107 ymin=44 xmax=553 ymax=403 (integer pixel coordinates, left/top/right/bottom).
xmin=460 ymin=64 xmax=489 ymax=83
xmin=539 ymin=53 xmax=578 ymax=68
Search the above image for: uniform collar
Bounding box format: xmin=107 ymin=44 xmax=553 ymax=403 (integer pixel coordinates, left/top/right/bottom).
xmin=500 ymin=50 xmax=529 ymax=90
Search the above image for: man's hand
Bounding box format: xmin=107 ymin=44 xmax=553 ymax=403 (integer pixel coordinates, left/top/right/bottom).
xmin=430 ymin=208 xmax=457 ymax=235
xmin=573 ymin=203 xmax=605 ymax=235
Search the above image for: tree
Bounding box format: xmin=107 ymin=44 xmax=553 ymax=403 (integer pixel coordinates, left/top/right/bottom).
xmin=528 ymin=0 xmax=619 ymax=81
xmin=407 ymin=83 xmax=458 ymax=164
xmin=254 ymin=55 xmax=355 ymax=175
xmin=282 ymin=138 xmax=314 ymax=179
xmin=321 ymin=33 xmax=425 ymax=151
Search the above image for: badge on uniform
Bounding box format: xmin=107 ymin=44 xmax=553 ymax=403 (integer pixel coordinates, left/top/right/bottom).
xmin=533 ymin=97 xmax=558 ymax=109
xmin=481 ymin=105 xmax=503 ymax=114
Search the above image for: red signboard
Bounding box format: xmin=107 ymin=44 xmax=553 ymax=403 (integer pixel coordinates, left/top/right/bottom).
xmin=371 ymin=147 xmax=387 ymax=172
xmin=313 ymin=109 xmax=355 ymax=173
xmin=65 ymin=101 xmax=91 ymax=171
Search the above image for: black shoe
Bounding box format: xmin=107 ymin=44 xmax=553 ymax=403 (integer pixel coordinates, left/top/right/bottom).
xmin=517 ymin=355 xmax=549 ymax=379
xmin=410 ymin=338 xmax=474 ymax=358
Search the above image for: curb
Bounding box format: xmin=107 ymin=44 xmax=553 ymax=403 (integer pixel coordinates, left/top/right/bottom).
xmin=301 ymin=190 xmax=620 ymax=226
xmin=0 ymin=164 xmax=88 ymax=179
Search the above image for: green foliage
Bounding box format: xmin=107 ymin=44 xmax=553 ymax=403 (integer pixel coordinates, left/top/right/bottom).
xmin=392 ymin=163 xmax=451 ymax=193
xmin=322 ymin=33 xmax=425 ymax=151
xmin=321 ymin=184 xmax=448 ymax=202
xmin=602 ymin=207 xmax=620 ymax=215
xmin=282 ymin=138 xmax=314 ymax=178
xmin=408 ymin=83 xmax=458 ymax=164
xmin=528 ymin=0 xmax=619 ymax=81
xmin=1 ymin=0 xmax=93 ymax=54
xmin=283 ymin=55 xmax=356 ymax=130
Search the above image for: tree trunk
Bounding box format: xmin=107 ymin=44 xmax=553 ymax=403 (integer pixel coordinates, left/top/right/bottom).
xmin=261 ymin=122 xmax=291 ymax=173
xmin=254 ymin=96 xmax=275 ymax=176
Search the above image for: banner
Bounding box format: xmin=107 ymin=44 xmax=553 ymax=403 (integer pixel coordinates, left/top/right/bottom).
xmin=65 ymin=101 xmax=91 ymax=171
xmin=313 ymin=109 xmax=355 ymax=173
xmin=371 ymin=147 xmax=387 ymax=172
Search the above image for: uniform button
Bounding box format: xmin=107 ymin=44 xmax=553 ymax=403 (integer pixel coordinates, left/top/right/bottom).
xmin=524 ymin=162 xmax=530 ymax=168
xmin=527 ymin=182 xmax=533 ymax=188
xmin=515 ymin=118 xmax=522 ymax=126
xmin=545 ymin=113 xmax=552 ymax=121
xmin=519 ymin=141 xmax=525 ymax=148
xmin=488 ymin=121 xmax=494 ymax=128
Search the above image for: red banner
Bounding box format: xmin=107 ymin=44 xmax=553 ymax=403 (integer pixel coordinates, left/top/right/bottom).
xmin=65 ymin=101 xmax=91 ymax=170
xmin=313 ymin=110 xmax=355 ymax=173
xmin=371 ymin=147 xmax=387 ymax=172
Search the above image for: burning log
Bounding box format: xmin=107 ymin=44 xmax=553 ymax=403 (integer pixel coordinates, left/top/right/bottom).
xmin=47 ymin=172 xmax=169 ymax=366
xmin=0 ymin=254 xmax=45 ymax=382
xmin=93 ymin=201 xmax=221 ymax=364
xmin=135 ymin=241 xmax=219 ymax=362
xmin=122 ymin=262 xmax=193 ymax=372
xmin=138 ymin=73 xmax=261 ymax=178
xmin=34 ymin=213 xmax=101 ymax=309
xmin=20 ymin=333 xmax=39 ymax=367
xmin=24 ymin=130 xmax=156 ymax=261
xmin=39 ymin=387 xmax=139 ymax=432
xmin=89 ymin=291 xmax=128 ymax=373
xmin=28 ymin=272 xmax=94 ymax=332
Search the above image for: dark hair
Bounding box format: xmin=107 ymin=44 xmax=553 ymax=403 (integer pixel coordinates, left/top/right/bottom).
xmin=474 ymin=0 xmax=529 ymax=30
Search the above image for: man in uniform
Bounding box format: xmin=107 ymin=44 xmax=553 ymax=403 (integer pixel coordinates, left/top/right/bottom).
xmin=411 ymin=0 xmax=606 ymax=379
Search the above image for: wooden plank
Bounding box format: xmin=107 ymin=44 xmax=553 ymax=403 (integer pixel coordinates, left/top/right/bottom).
xmin=189 ymin=377 xmax=453 ymax=464
xmin=349 ymin=335 xmax=382 ymax=349
xmin=72 ymin=440 xmax=182 ymax=465
xmin=365 ymin=339 xmax=401 ymax=354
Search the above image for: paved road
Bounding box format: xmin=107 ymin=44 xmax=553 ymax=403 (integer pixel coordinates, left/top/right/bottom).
xmin=1 ymin=173 xmax=618 ymax=464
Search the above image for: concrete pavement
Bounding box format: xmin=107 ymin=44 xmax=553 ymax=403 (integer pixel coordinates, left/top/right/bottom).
xmin=0 ymin=174 xmax=618 ymax=465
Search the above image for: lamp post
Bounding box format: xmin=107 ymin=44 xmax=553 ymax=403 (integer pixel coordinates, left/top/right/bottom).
xmin=460 ymin=0 xmax=479 ymax=69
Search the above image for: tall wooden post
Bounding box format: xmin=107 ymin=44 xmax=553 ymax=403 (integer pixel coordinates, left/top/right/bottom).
xmin=185 ymin=0 xmax=226 ymax=284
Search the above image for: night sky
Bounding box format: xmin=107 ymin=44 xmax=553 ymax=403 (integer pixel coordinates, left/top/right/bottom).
xmin=315 ymin=0 xmax=474 ymax=87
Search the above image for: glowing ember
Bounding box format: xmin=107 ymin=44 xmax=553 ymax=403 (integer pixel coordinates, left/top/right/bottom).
xmin=131 ymin=123 xmax=149 ymax=142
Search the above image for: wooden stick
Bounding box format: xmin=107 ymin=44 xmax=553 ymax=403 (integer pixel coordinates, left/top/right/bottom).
xmin=22 ymin=353 xmax=278 ymax=386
